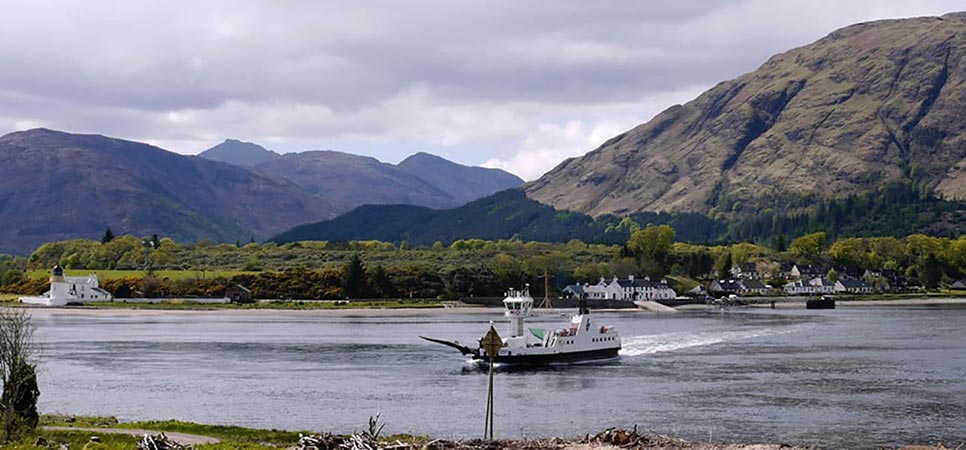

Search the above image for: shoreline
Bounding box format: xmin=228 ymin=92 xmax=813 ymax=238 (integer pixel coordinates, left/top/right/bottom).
xmin=36 ymin=415 xmax=958 ymax=450
xmin=11 ymin=296 xmax=966 ymax=317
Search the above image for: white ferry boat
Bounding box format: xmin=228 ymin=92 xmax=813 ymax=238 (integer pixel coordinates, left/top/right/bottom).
xmin=421 ymin=287 xmax=621 ymax=366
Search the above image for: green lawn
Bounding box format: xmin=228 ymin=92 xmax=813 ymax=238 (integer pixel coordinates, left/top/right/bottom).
xmin=27 ymin=269 xmax=256 ymax=281
xmin=116 ymin=420 xmax=305 ymax=446
xmin=31 ymin=415 xmax=420 ymax=450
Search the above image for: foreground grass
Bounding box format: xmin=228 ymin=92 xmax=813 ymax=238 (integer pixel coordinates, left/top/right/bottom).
xmin=35 ymin=415 xmax=421 ymax=450
xmin=37 ymin=415 xmax=305 ymax=449
xmin=11 ymin=429 xmax=273 ymax=450
xmin=119 ymin=420 xmax=302 ymax=446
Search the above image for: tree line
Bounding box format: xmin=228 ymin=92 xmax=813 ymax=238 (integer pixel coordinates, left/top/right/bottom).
xmin=4 ymin=226 xmax=965 ymax=299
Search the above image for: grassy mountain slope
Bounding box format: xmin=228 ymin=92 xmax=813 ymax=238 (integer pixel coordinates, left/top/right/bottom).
xmin=273 ymin=181 xmax=965 ymax=247
xmin=526 ymin=13 xmax=966 ymax=217
xmin=273 ymin=189 xmax=627 ymax=245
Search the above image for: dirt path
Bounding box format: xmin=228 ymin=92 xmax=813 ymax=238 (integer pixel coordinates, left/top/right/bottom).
xmin=42 ymin=426 xmax=221 ymax=445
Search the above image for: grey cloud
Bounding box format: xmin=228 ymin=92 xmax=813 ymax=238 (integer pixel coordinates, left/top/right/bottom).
xmin=0 ymin=0 xmax=963 ymax=176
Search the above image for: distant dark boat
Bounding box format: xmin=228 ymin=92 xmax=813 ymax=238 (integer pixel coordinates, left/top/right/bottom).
xmin=806 ymin=296 xmax=836 ymax=309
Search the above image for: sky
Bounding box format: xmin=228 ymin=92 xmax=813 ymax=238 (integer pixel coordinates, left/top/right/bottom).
xmin=1 ymin=1 xmax=963 ymax=180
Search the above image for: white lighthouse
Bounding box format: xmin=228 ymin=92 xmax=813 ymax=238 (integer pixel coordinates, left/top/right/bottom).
xmin=47 ymin=264 xmax=69 ymax=306
xmin=20 ymin=265 xmax=112 ymax=306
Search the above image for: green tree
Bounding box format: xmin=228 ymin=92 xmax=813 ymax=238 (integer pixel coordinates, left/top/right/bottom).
xmin=730 ymin=242 xmax=764 ymax=266
xmin=826 ymin=268 xmax=839 ymax=283
xmin=490 ymin=254 xmax=521 ymax=287
xmin=0 ymin=271 xmax=23 ymax=287
xmin=918 ymin=253 xmax=942 ymax=289
xmin=340 ymin=254 xmax=369 ymax=298
xmin=829 ymin=238 xmax=867 ymax=269
xmin=772 ymin=234 xmax=787 ymax=252
xmin=789 ymin=232 xmax=827 ymax=261
xmin=715 ymin=251 xmax=733 ymax=280
xmin=100 ymin=227 xmax=115 ymax=244
xmin=0 ymin=309 xmax=40 ymax=442
xmin=367 ymin=265 xmax=397 ymax=298
xmin=627 ymin=225 xmax=675 ymax=279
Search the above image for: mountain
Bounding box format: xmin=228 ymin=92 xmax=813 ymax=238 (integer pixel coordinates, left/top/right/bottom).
xmin=0 ymin=129 xmax=337 ymax=254
xmin=272 ymin=189 xmax=631 ymax=245
xmin=199 ymin=142 xmax=524 ymax=213
xmin=526 ymin=13 xmax=966 ymax=217
xmin=273 ymin=178 xmax=966 ymax=246
xmin=397 ymin=152 xmax=524 ymax=205
xmin=252 ymin=150 xmax=457 ymax=212
xmin=198 ymin=139 xmax=279 ymax=166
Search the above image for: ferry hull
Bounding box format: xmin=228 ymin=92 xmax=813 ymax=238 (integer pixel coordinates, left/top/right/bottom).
xmin=478 ymin=346 xmax=620 ymax=366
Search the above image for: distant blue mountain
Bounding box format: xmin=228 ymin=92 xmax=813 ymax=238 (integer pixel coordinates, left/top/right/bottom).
xmin=200 ymin=142 xmax=524 ymax=214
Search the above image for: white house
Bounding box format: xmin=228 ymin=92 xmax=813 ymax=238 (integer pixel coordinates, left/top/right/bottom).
xmin=790 ymin=264 xmax=827 ymax=280
xmin=783 ymin=279 xmax=814 ymax=295
xmin=730 ymin=263 xmax=761 ymax=280
xmin=20 ymin=265 xmax=112 ymax=306
xmin=710 ymin=279 xmax=770 ymax=296
xmin=784 ymin=277 xmax=836 ymax=295
xmin=563 ymin=278 xmax=610 ymax=300
xmin=834 ymin=279 xmax=873 ymax=294
xmin=564 ymin=276 xmax=677 ymax=301
xmin=811 ymin=277 xmax=837 ymax=294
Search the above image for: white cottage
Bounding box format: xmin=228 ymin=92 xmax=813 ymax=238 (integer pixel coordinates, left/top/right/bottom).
xmin=783 ymin=276 xmax=836 ymax=295
xmin=20 ymin=265 xmax=112 ymax=306
xmin=564 ymin=276 xmax=677 ymax=301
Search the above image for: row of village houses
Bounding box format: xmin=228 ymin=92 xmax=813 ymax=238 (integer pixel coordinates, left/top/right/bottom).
xmin=562 ymin=276 xmax=678 ymax=301
xmin=560 ymin=263 xmax=932 ymax=303
xmin=727 ymin=263 xmax=929 ymax=294
xmin=707 ymin=276 xmax=875 ymax=296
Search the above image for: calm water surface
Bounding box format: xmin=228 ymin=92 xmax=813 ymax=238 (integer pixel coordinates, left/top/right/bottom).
xmin=33 ymin=307 xmax=965 ymax=449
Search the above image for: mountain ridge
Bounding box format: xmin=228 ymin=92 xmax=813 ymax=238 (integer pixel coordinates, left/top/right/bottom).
xmin=525 ymin=13 xmax=966 ymax=217
xmin=198 ymin=141 xmax=524 ymax=213
xmin=0 ymin=128 xmax=337 ymax=254
xmin=198 ymin=139 xmax=279 ymax=167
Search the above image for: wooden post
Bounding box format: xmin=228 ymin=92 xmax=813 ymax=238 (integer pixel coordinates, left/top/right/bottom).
xmin=480 ymin=325 xmax=503 ymax=440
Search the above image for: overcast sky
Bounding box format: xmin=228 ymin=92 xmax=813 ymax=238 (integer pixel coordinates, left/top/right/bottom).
xmin=1 ymin=1 xmax=962 ymax=179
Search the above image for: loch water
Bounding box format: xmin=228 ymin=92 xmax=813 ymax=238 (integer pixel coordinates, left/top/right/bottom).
xmin=34 ymin=307 xmax=965 ymax=449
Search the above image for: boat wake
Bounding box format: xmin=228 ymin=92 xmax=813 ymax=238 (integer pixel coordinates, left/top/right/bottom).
xmin=619 ymin=326 xmax=802 ymax=357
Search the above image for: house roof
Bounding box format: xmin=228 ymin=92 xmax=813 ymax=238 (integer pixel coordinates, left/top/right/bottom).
xmin=795 ymin=264 xmax=828 ymax=275
xmin=837 ymin=279 xmax=870 ymax=288
xmin=712 ymin=280 xmax=743 ymax=291
xmin=614 ymin=278 xmax=668 ymax=288
xmin=563 ymin=285 xmax=585 ymax=295
xmin=740 ymin=279 xmax=767 ymax=290
xmin=811 ymin=277 xmax=835 ymax=287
